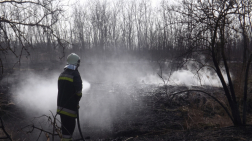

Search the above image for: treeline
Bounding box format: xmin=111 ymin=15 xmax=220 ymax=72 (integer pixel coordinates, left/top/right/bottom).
xmin=1 ymin=0 xmax=251 ymax=68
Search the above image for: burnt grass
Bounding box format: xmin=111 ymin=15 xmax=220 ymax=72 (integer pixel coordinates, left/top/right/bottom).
xmin=1 ymin=79 xmax=252 ymax=140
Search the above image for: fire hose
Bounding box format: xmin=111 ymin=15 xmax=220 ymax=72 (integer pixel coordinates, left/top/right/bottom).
xmin=76 ymin=104 xmax=85 ymax=141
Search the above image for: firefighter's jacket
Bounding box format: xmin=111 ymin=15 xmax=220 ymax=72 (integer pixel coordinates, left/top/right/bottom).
xmin=57 ymin=68 xmax=82 ymax=118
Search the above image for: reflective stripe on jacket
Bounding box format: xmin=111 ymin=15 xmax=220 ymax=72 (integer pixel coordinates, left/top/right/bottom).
xmin=57 ymin=106 xmax=77 ymax=117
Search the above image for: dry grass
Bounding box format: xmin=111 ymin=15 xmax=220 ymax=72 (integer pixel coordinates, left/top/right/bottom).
xmin=179 ymin=61 xmax=252 ymax=130
xmin=178 ymin=96 xmax=234 ymax=130
xmin=178 ymin=75 xmax=252 ymax=130
xmin=182 ymin=107 xmax=233 ymax=130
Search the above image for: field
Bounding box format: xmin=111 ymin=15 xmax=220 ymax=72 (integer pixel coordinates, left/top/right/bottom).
xmin=1 ymin=61 xmax=252 ymax=140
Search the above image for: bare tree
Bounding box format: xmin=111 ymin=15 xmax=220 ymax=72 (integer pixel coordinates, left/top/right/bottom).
xmin=0 ymin=0 xmax=65 ymax=73
xmin=170 ymin=0 xmax=252 ymax=126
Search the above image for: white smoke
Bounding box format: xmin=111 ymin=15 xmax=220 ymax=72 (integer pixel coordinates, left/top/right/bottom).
xmin=3 ymin=59 xmax=230 ymax=139
xmin=11 ymin=71 xmax=91 ymax=116
xmin=140 ymin=61 xmax=229 ymax=87
xmin=8 ymin=67 xmax=136 ymax=134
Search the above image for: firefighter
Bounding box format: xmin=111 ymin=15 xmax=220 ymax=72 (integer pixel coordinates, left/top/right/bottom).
xmin=57 ymin=53 xmax=82 ymax=141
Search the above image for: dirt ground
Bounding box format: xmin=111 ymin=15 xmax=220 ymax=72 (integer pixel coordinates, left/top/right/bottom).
xmin=1 ymin=77 xmax=252 ymax=141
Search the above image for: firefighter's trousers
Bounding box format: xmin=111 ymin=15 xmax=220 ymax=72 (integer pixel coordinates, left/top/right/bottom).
xmin=60 ymin=114 xmax=76 ymax=141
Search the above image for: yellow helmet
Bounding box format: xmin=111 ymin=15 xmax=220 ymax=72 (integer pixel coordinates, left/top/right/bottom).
xmin=66 ymin=53 xmax=80 ymax=66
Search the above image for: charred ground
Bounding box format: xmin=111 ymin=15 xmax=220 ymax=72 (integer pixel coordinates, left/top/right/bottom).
xmin=1 ymin=72 xmax=252 ymax=140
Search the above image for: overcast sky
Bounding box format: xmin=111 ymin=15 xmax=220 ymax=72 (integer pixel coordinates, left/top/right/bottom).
xmin=61 ymin=0 xmax=177 ymax=17
xmin=61 ymin=0 xmax=176 ymax=9
xmin=63 ymin=0 xmax=162 ymax=6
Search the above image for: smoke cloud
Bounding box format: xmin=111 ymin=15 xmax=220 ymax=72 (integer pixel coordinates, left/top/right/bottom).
xmin=140 ymin=61 xmax=229 ymax=87
xmin=6 ymin=61 xmax=153 ymax=136
xmin=9 ymin=71 xmax=90 ymax=116
xmin=2 ymin=59 xmax=230 ymax=139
